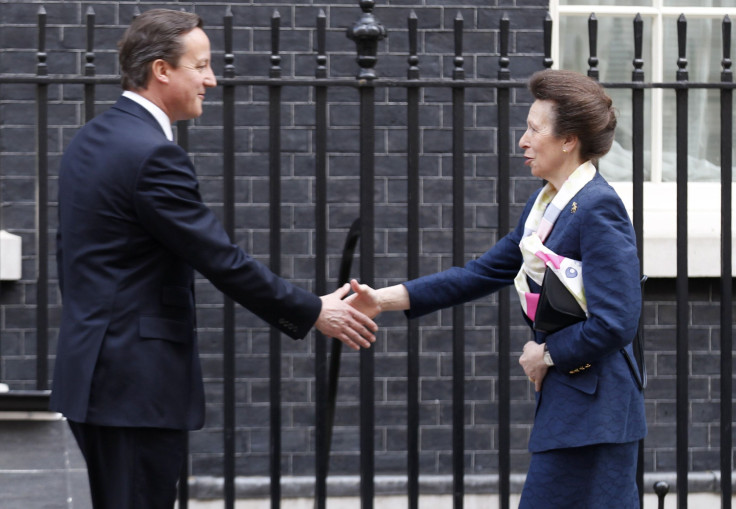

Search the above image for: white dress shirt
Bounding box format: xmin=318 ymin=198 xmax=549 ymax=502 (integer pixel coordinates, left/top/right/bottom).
xmin=122 ymin=90 xmax=174 ymax=142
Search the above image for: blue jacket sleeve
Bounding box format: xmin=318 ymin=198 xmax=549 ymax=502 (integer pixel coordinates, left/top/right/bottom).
xmin=403 ymin=191 xmax=538 ymax=319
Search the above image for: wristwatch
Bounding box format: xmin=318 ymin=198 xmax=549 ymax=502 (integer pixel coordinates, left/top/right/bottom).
xmin=543 ymin=343 xmax=554 ymax=367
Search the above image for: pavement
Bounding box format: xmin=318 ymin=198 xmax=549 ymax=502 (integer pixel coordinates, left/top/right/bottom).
xmin=0 ymin=416 xmax=731 ymax=509
xmin=0 ymin=414 xmax=91 ymax=509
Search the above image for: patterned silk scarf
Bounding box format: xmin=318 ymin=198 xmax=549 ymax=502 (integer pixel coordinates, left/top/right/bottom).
xmin=514 ymin=161 xmax=596 ymax=322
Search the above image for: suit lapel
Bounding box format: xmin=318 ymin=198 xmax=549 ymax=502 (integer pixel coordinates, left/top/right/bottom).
xmin=112 ymin=96 xmax=169 ymax=140
xmin=542 ymin=175 xmax=598 ymax=249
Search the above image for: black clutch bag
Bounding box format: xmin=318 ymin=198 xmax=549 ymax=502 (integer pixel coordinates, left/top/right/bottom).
xmin=533 ymin=267 xmax=586 ymax=333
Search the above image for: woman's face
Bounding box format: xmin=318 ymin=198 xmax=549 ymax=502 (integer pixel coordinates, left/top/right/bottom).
xmin=519 ymin=99 xmax=568 ymax=186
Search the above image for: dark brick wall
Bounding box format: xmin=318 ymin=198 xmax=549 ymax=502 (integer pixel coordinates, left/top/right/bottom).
xmin=0 ymin=0 xmax=733 ymax=486
xmin=641 ymin=278 xmax=736 ymax=474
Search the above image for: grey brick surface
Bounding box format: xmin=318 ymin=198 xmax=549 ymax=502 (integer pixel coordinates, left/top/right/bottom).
xmin=0 ymin=419 xmax=91 ymax=509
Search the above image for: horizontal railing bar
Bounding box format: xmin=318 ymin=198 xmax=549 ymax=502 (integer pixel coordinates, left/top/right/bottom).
xmin=0 ymin=76 xmax=121 ymax=85
xmin=0 ymin=75 xmax=525 ymax=88
xmin=559 ymin=6 xmax=736 ymax=19
xmin=5 ymin=75 xmax=736 ymax=91
xmin=213 ymin=78 xmax=530 ymax=88
xmin=604 ymin=82 xmax=736 ymax=89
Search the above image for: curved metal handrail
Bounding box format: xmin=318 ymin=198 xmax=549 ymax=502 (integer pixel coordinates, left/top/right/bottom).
xmin=322 ymin=217 xmax=362 ymax=478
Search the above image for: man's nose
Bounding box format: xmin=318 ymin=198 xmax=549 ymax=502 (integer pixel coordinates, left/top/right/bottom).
xmin=204 ymin=67 xmax=217 ymax=87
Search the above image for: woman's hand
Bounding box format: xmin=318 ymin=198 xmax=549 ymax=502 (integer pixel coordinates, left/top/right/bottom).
xmin=345 ymin=279 xmax=383 ymax=319
xmin=345 ymin=279 xmax=411 ymax=319
xmin=519 ymin=341 xmax=549 ymax=392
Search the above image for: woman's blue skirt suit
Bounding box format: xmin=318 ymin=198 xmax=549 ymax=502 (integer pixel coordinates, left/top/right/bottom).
xmin=402 ymin=172 xmax=647 ymax=508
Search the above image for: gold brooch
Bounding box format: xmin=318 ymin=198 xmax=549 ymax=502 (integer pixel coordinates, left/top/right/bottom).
xmin=571 ymin=202 xmax=578 ymax=213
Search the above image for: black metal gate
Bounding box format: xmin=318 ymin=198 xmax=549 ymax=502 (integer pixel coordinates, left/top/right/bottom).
xmin=0 ymin=2 xmax=732 ymax=509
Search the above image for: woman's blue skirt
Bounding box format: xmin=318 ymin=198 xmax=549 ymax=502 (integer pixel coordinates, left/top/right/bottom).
xmin=518 ymin=441 xmax=640 ymax=509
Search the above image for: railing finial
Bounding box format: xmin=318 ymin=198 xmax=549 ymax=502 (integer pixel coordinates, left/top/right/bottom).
xmin=453 ymin=12 xmax=464 ymax=80
xmin=543 ymin=12 xmax=553 ymax=69
xmin=36 ymin=7 xmax=47 ymax=77
xmin=722 ymin=15 xmax=732 ymax=80
xmin=316 ymin=10 xmax=327 ymax=79
xmin=346 ymin=0 xmax=387 ymax=81
xmin=632 ymin=13 xmax=644 ymax=81
xmin=587 ymin=13 xmax=599 ymax=80
xmin=407 ymin=10 xmax=419 ymax=80
xmin=677 ymin=14 xmax=688 ymax=80
xmin=224 ymin=7 xmax=234 ymax=79
xmin=498 ymin=14 xmax=510 ymax=80
xmin=85 ymin=7 xmax=96 ymax=77
xmin=270 ymin=10 xmax=281 ymax=79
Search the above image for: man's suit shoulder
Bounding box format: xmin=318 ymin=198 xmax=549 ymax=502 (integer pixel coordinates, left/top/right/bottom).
xmin=75 ymin=108 xmax=164 ymax=153
xmin=105 ymin=101 xmax=171 ymax=147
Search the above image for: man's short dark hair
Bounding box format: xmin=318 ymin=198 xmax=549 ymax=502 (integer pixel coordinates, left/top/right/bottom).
xmin=118 ymin=9 xmax=203 ymax=91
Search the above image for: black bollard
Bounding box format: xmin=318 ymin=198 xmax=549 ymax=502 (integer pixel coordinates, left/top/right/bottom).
xmin=653 ymin=481 xmax=669 ymax=509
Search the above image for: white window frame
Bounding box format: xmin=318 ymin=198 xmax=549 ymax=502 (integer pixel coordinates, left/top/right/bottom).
xmin=550 ymin=1 xmax=736 ymax=277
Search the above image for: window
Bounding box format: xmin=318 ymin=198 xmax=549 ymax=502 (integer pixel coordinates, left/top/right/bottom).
xmin=551 ymin=0 xmax=736 ymax=277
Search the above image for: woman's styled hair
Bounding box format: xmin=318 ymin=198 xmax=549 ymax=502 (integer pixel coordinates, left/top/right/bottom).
xmin=528 ymin=69 xmax=617 ymax=162
xmin=118 ymin=9 xmax=203 ymax=91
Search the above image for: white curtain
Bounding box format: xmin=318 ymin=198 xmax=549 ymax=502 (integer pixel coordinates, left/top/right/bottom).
xmin=557 ymin=0 xmax=734 ymax=183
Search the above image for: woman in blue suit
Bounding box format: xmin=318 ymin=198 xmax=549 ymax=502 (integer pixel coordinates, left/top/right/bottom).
xmin=348 ymin=69 xmax=646 ymax=508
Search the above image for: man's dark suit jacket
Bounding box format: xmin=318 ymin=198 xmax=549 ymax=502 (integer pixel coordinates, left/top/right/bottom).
xmin=50 ymin=96 xmax=321 ymax=430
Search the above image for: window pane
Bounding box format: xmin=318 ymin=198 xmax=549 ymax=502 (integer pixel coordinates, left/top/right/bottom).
xmin=559 ymin=15 xmax=653 ymax=182
xmin=560 ymin=0 xmax=652 ymax=6
xmin=662 ymin=17 xmax=735 ymax=182
xmin=665 ymin=0 xmax=733 ymax=7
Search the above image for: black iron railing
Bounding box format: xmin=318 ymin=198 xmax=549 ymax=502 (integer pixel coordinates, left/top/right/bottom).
xmin=0 ymin=2 xmax=733 ymax=509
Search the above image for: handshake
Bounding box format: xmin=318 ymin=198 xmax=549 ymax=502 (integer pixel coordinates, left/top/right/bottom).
xmin=318 ymin=278 xmax=549 ymax=393
xmin=314 ymin=279 xmax=409 ymax=351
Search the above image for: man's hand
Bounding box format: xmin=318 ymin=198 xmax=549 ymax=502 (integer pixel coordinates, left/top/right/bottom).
xmin=519 ymin=341 xmax=548 ymax=392
xmin=316 ymin=283 xmax=378 ymax=350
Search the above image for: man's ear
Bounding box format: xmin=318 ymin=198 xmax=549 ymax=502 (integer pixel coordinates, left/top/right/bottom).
xmin=150 ymin=59 xmax=170 ymax=84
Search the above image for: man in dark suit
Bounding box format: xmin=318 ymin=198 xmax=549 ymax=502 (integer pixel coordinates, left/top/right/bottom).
xmin=50 ymin=9 xmax=377 ymax=509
